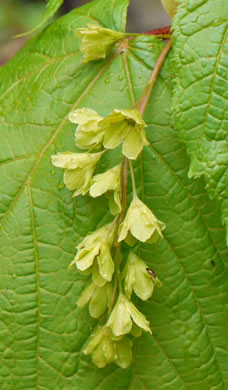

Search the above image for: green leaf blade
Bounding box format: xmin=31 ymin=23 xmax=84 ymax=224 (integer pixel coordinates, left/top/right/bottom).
xmin=16 ymin=0 xmax=64 ymax=37
xmin=0 ymin=0 xmax=228 ymax=389
xmin=172 ymin=0 xmax=228 ymax=243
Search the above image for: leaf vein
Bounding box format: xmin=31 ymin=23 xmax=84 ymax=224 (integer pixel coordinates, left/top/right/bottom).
xmin=28 ymin=184 xmax=41 ymax=390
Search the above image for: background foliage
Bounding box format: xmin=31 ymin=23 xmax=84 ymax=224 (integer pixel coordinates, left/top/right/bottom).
xmin=0 ymin=0 xmax=227 ymax=388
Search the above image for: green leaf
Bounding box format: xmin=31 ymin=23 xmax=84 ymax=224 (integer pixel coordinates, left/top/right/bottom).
xmin=0 ymin=0 xmax=228 ymax=389
xmin=172 ymin=0 xmax=228 ymax=243
xmin=16 ymin=0 xmax=64 ymax=37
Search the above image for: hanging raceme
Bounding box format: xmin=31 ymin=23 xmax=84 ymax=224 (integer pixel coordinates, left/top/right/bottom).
xmin=51 ymin=24 xmax=172 ymax=369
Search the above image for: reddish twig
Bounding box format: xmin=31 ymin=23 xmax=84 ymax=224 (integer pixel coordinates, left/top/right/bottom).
xmin=143 ymin=26 xmax=171 ymax=36
xmin=137 ymin=39 xmax=173 ymax=115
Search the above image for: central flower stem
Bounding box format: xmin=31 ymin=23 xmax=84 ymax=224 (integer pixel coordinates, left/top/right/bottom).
xmin=108 ymin=158 xmax=129 ymax=315
xmin=129 ymin=160 xmax=137 ymax=197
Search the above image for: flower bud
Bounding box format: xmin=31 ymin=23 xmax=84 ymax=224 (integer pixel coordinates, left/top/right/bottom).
xmin=77 ymin=281 xmax=112 ymax=319
xmin=68 ymin=108 xmax=104 ymax=150
xmin=118 ymin=195 xmax=166 ymax=244
xmin=106 ymin=293 xmax=151 ymax=337
xmin=89 ymin=164 xmax=122 ymax=215
xmin=161 ymin=0 xmax=178 ymax=17
xmin=51 ymin=151 xmax=104 ymax=196
xmin=122 ymin=252 xmax=162 ymax=300
xmin=76 ymin=24 xmax=126 ymax=63
xmin=99 ymin=108 xmax=149 ymax=159
xmin=84 ymin=326 xmax=132 ymax=368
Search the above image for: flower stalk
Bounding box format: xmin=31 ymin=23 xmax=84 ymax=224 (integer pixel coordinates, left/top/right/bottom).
xmin=108 ymin=157 xmax=129 ymax=315
xmin=129 ymin=160 xmax=137 ymax=197
xmin=136 ymin=39 xmax=173 ymax=116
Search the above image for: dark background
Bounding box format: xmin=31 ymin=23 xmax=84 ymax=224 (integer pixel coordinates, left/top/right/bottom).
xmin=0 ymin=0 xmax=170 ymax=65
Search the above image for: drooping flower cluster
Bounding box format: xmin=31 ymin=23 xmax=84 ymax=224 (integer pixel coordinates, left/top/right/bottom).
xmin=51 ymin=24 xmax=166 ymax=369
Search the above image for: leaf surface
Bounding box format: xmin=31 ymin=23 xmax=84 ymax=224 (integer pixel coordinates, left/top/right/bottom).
xmin=16 ymin=0 xmax=64 ymax=37
xmin=172 ymin=0 xmax=228 ymax=243
xmin=0 ymin=0 xmax=228 ymax=389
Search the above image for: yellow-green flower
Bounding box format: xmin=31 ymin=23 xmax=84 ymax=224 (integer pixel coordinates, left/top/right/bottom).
xmin=68 ymin=108 xmax=104 ymax=150
xmin=161 ymin=0 xmax=178 ymax=17
xmin=106 ymin=293 xmax=151 ymax=337
xmin=130 ymin=323 xmax=143 ymax=338
xmin=114 ymin=336 xmax=133 ymax=369
xmin=92 ymin=260 xmax=107 ymax=287
xmin=99 ymin=108 xmax=149 ymax=159
xmin=51 ymin=151 xmax=104 ymax=196
xmin=118 ymin=195 xmax=166 ymax=244
xmin=84 ymin=326 xmax=115 ymax=368
xmin=69 ymin=222 xmax=116 ymax=283
xmin=84 ymin=326 xmax=132 ymax=368
xmin=89 ymin=164 xmax=122 ymax=215
xmin=77 ymin=281 xmax=112 ymax=319
xmin=76 ymin=24 xmax=126 ymax=63
xmin=122 ymin=253 xmax=162 ymax=301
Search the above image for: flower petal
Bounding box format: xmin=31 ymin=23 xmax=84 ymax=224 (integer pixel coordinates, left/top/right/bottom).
xmin=90 ymin=164 xmax=121 ymax=197
xmin=92 ymin=261 xmax=107 ymax=287
xmin=126 ymin=299 xmax=152 ymax=334
xmin=76 ymin=244 xmax=100 ymax=271
xmin=115 ymin=337 xmax=133 ymax=368
xmin=77 ymin=282 xmax=96 ymax=308
xmin=89 ymin=284 xmax=109 ymax=318
xmin=122 ymin=126 xmax=149 ymax=160
xmin=108 ymin=190 xmax=122 ymax=215
xmin=84 ymin=327 xmax=104 ymax=355
xmin=97 ymin=243 xmax=115 ymax=282
xmin=106 ymin=295 xmax=132 ymax=336
xmin=68 ymin=107 xmax=103 ymax=125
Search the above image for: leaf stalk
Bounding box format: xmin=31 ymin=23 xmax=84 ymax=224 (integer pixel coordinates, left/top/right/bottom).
xmin=136 ymin=39 xmax=173 ymax=116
